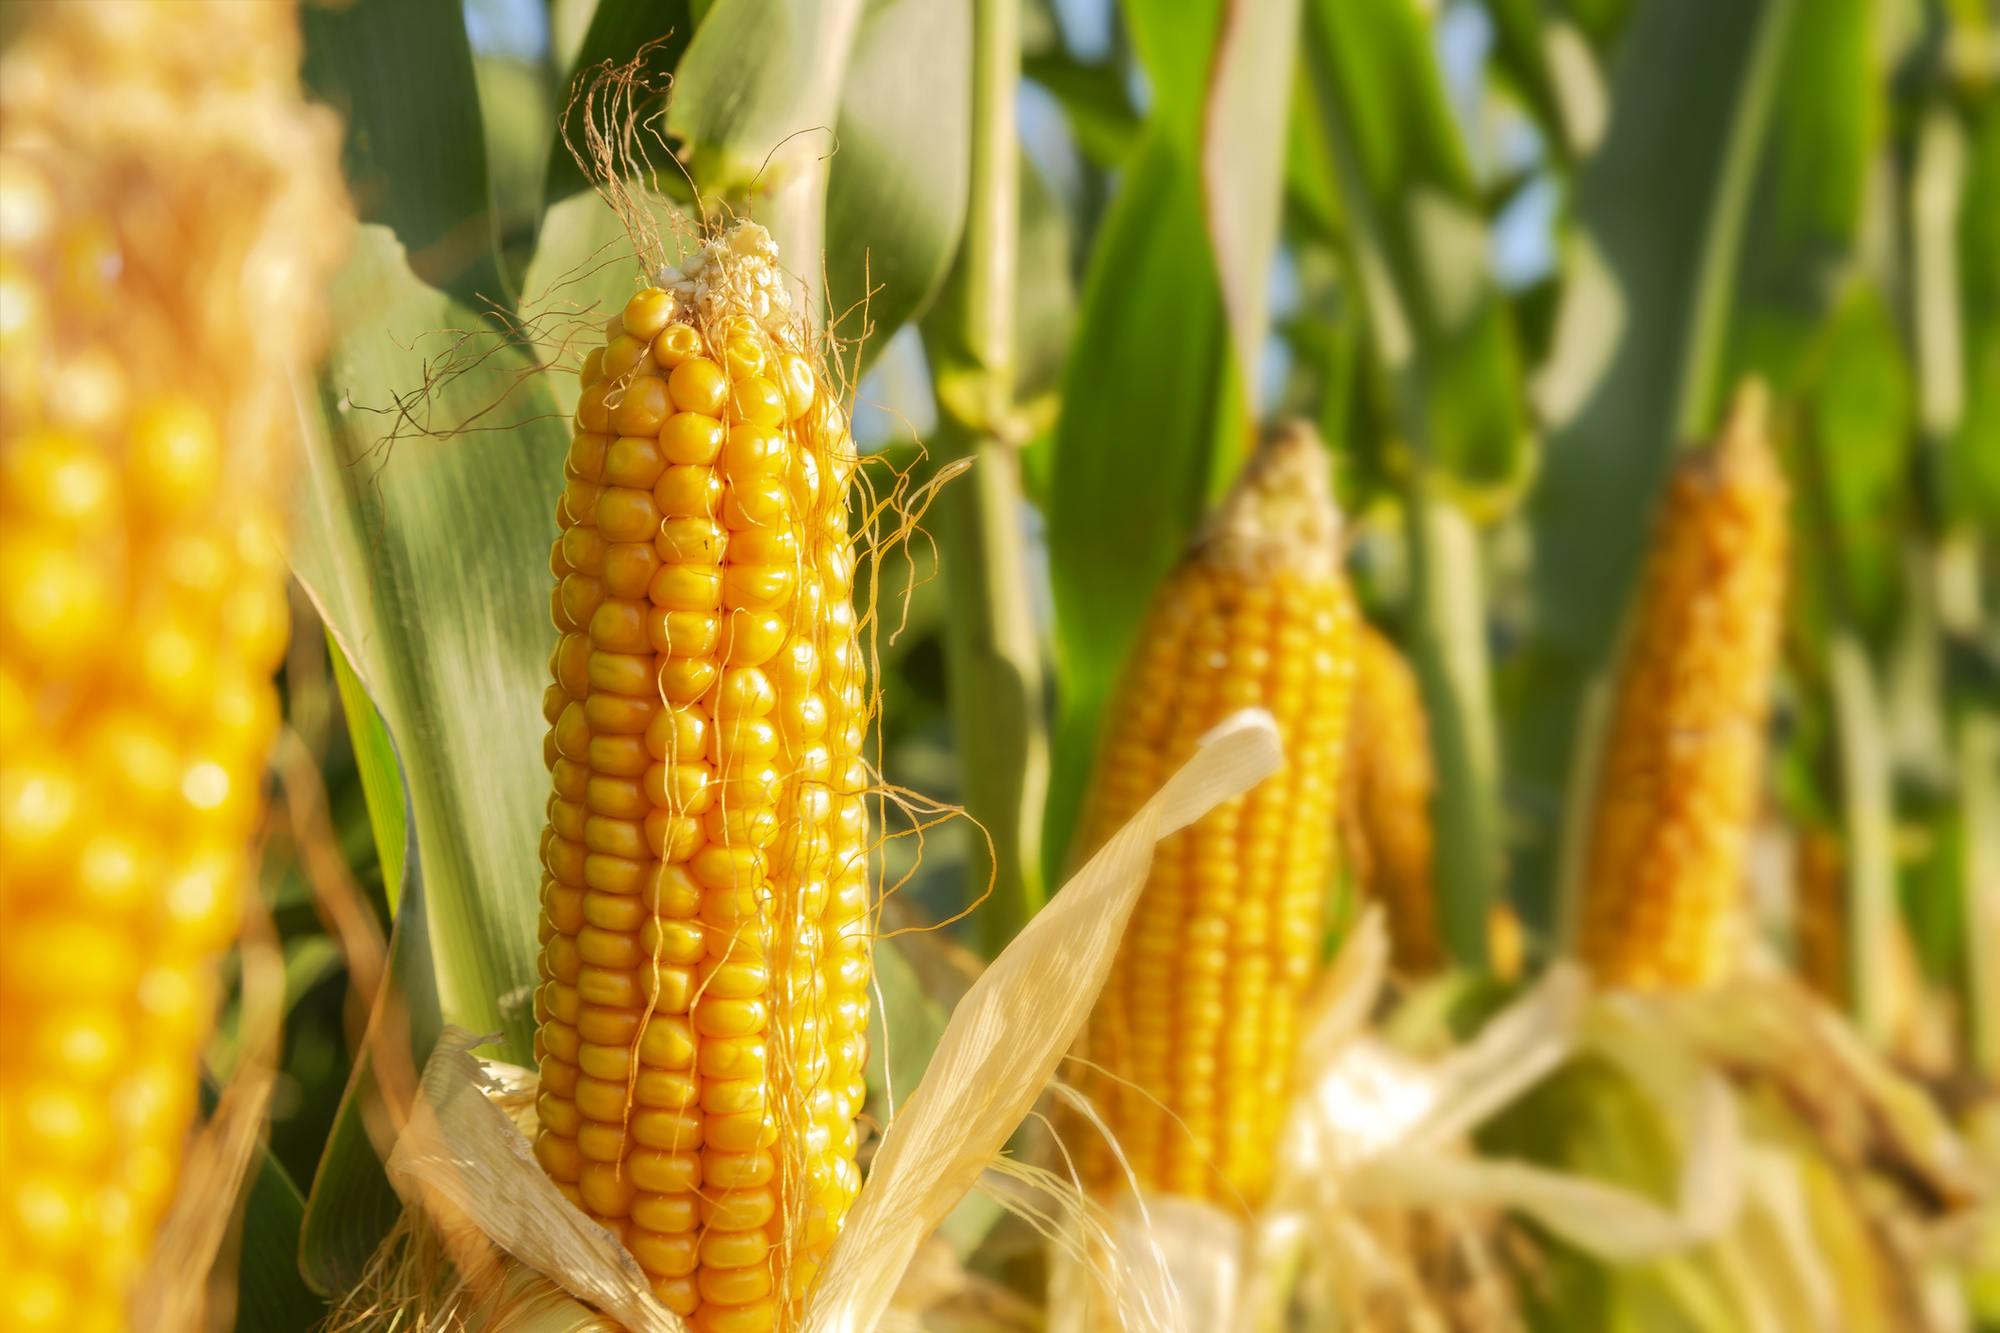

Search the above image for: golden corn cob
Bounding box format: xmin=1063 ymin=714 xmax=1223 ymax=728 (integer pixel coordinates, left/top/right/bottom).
xmin=0 ymin=5 xmax=346 ymax=1329
xmin=532 ymin=224 xmax=871 ymax=1331
xmin=1793 ymin=827 xmax=1846 ymax=1005
xmin=1076 ymin=424 xmax=1356 ymax=1207
xmin=1342 ymin=623 xmax=1445 ymax=975
xmin=1574 ymin=384 xmax=1787 ymax=990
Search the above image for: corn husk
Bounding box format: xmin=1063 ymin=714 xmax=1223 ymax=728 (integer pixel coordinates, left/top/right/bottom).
xmin=1049 ymin=916 xmax=1749 ymax=1332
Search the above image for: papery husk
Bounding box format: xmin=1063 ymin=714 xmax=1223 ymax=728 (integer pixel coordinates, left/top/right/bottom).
xmin=1481 ymin=976 xmax=1987 ymax=1333
xmin=1046 ymin=913 xmax=1742 ymax=1332
xmin=331 ymin=712 xmax=1284 ymax=1332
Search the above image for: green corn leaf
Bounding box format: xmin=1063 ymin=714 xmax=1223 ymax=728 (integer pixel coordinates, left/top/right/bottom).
xmin=1294 ymin=0 xmax=1530 ymax=499
xmin=297 ymin=641 xmax=445 ymax=1293
xmin=301 ymin=0 xmax=506 ymax=309
xmin=291 ymin=224 xmax=561 ymax=1058
xmin=1041 ymin=131 xmax=1246 ymax=882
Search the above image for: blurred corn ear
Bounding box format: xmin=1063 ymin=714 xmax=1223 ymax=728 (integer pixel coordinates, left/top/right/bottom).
xmin=1074 ymin=424 xmax=1356 ymax=1207
xmin=0 ymin=2 xmax=349 ymax=1325
xmin=1570 ymin=384 xmax=1787 ymax=990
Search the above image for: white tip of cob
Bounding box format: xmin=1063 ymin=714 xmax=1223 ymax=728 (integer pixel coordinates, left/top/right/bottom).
xmin=1199 ymin=420 xmax=1342 ymax=579
xmin=656 ymin=220 xmax=793 ymax=335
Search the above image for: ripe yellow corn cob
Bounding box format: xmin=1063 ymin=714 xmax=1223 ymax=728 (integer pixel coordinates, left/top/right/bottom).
xmin=0 ymin=5 xmax=345 ymax=1330
xmin=532 ymin=224 xmax=871 ymax=1331
xmin=1574 ymin=384 xmax=1787 ymax=990
xmin=1076 ymin=423 xmax=1356 ymax=1208
xmin=1792 ymin=827 xmax=1846 ymax=1005
xmin=1343 ymin=623 xmax=1444 ymax=975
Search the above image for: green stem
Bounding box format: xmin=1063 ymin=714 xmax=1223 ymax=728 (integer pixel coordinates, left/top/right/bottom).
xmin=930 ymin=0 xmax=1049 ymax=952
xmin=1960 ymin=707 xmax=2000 ymax=1077
xmin=1402 ymin=484 xmax=1497 ymax=969
xmin=1827 ymin=631 xmax=1895 ymax=1044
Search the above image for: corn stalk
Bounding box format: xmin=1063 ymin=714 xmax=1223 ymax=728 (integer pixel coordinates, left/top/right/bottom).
xmin=926 ymin=0 xmax=1050 ymax=951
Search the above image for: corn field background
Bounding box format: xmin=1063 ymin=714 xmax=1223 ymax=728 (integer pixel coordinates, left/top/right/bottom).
xmin=1 ymin=0 xmax=1997 ymax=1329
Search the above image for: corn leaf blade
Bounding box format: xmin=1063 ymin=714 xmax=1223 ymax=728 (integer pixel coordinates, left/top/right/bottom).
xmin=301 ymin=0 xmax=505 ymax=309
xmin=290 ymin=225 xmax=560 ymax=1058
xmin=1041 ymin=131 xmax=1246 ymax=881
xmin=297 ymin=640 xmax=445 ymax=1293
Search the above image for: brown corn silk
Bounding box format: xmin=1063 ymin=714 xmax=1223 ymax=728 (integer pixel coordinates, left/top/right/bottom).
xmin=0 ymin=3 xmax=346 ymax=1329
xmin=1074 ymin=424 xmax=1357 ymax=1208
xmin=1343 ymin=624 xmax=1444 ymax=975
xmin=532 ymin=224 xmax=871 ymax=1331
xmin=1575 ymin=385 xmax=1787 ymax=990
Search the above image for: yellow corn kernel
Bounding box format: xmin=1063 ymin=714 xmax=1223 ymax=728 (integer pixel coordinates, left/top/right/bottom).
xmin=1074 ymin=423 xmax=1357 ymax=1208
xmin=533 ymin=225 xmax=871 ymax=1329
xmin=0 ymin=3 xmax=347 ymax=1328
xmin=1574 ymin=383 xmax=1787 ymax=990
xmin=1341 ymin=623 xmax=1444 ymax=975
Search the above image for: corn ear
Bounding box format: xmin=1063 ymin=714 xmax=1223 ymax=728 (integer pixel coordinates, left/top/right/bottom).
xmin=1074 ymin=423 xmax=1356 ymax=1208
xmin=1343 ymin=623 xmax=1446 ymax=976
xmin=531 ymin=224 xmax=871 ymax=1332
xmin=0 ymin=4 xmax=347 ymax=1328
xmin=1574 ymin=384 xmax=1787 ymax=990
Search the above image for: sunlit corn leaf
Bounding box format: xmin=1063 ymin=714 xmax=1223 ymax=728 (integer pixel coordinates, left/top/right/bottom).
xmin=473 ymin=54 xmax=560 ymax=292
xmin=301 ymin=0 xmax=506 ymax=309
xmin=1202 ymin=0 xmax=1300 ymax=392
xmin=299 ymin=641 xmax=446 ymax=1293
xmin=1041 ymin=132 xmax=1248 ymax=882
xmin=667 ymin=0 xmax=864 ymax=198
xmin=1721 ymin=0 xmax=1880 ymax=399
xmin=1294 ymin=0 xmax=1530 ymax=500
xmin=1123 ymin=0 xmax=1227 ymax=150
xmin=291 ymin=224 xmax=561 ymax=1055
xmin=823 ymin=0 xmax=974 ymax=372
xmin=1505 ymin=0 xmax=1798 ymax=929
xmin=545 ymin=0 xmax=971 ymax=375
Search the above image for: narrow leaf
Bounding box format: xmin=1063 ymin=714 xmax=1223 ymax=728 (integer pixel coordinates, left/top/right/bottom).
xmin=824 ymin=0 xmax=974 ymax=371
xmin=1042 ymin=132 xmax=1247 ymax=881
xmin=1295 ymin=0 xmax=1530 ymax=496
xmin=299 ymin=642 xmax=445 ymax=1292
xmin=1203 ymin=0 xmax=1301 ymax=391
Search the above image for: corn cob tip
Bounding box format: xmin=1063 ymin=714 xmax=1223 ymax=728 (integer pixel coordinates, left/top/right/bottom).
xmin=653 ymin=221 xmax=792 ymax=336
xmin=1713 ymin=378 xmax=1774 ymax=471
xmin=1196 ymin=420 xmax=1340 ymax=579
